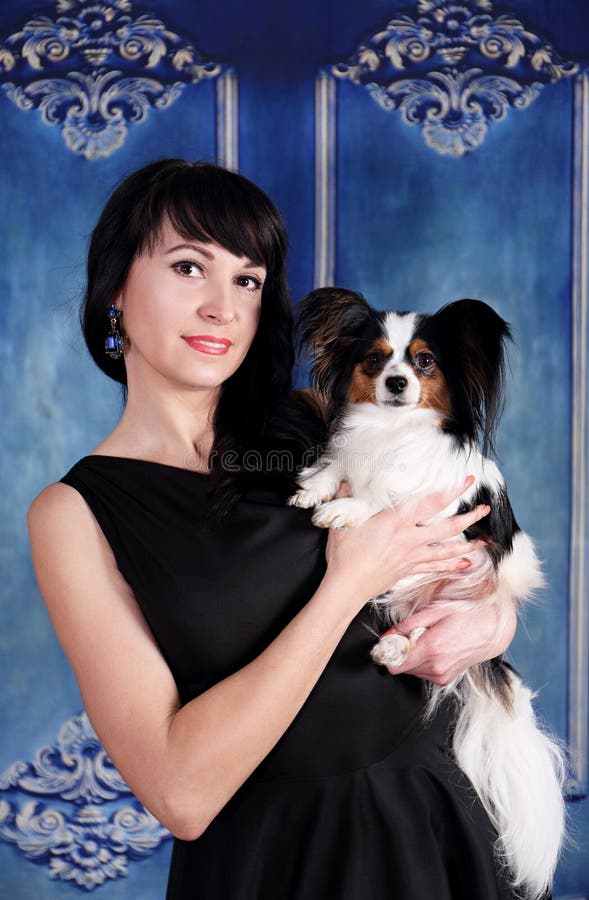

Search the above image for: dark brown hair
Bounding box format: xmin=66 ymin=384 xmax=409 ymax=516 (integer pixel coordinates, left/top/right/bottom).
xmin=82 ymin=158 xmax=325 ymax=512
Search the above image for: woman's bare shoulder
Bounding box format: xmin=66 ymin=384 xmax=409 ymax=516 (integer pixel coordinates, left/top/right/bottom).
xmin=27 ymin=482 xmax=107 ymax=567
xmin=28 ymin=480 xmax=88 ymax=527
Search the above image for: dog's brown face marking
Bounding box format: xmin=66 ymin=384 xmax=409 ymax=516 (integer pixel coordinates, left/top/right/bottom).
xmin=409 ymin=338 xmax=452 ymax=418
xmin=348 ymin=337 xmax=392 ymax=404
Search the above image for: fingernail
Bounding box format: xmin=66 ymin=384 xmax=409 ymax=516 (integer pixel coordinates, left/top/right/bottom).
xmin=479 ymin=505 xmax=491 ymax=514
xmin=457 ymin=559 xmax=471 ymax=569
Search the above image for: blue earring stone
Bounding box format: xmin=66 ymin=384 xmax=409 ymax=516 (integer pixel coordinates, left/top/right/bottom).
xmin=105 ymin=306 xmax=124 ymax=359
xmin=105 ymin=334 xmax=124 ymax=355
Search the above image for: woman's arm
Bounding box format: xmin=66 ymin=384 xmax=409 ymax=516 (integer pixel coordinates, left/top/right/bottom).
xmin=28 ymin=479 xmax=488 ymax=842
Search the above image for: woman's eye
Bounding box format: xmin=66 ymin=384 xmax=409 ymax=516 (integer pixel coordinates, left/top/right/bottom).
xmin=172 ymin=260 xmax=204 ymax=278
xmin=236 ymin=275 xmax=263 ymax=291
xmin=415 ymin=352 xmax=435 ymax=369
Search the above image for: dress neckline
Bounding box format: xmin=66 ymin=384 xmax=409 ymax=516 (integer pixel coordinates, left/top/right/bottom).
xmin=82 ymin=454 xmax=211 ymax=477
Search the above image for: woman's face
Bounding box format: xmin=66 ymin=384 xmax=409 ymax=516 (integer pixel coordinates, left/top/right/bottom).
xmin=115 ymin=219 xmax=266 ymax=395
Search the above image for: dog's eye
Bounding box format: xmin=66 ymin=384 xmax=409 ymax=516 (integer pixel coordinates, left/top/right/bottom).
xmin=415 ymin=352 xmax=435 ymax=370
xmin=363 ymin=352 xmax=385 ymax=374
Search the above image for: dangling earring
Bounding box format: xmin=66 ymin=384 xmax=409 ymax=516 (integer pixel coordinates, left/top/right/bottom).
xmin=104 ymin=305 xmax=125 ymax=359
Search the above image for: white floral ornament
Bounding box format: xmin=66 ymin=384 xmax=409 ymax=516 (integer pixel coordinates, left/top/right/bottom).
xmin=0 ymin=0 xmax=223 ymax=159
xmin=332 ymin=0 xmax=580 ymax=157
xmin=0 ymin=712 xmax=171 ymax=891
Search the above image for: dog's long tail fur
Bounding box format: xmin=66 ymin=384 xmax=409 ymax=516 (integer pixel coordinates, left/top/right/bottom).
xmin=430 ymin=667 xmax=566 ymax=900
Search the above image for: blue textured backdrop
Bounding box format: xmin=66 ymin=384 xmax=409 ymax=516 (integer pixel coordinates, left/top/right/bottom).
xmin=0 ymin=0 xmax=588 ymax=896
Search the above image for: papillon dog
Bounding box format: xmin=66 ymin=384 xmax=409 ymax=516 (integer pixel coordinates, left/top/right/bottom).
xmin=290 ymin=288 xmax=566 ymax=900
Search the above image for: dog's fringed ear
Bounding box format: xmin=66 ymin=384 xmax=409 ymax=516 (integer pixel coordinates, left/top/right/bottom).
xmin=296 ymin=287 xmax=376 ymax=397
xmin=423 ymin=299 xmax=512 ymax=455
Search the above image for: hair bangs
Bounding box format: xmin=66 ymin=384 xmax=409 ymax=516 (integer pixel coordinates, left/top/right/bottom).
xmin=137 ymin=163 xmax=281 ymax=274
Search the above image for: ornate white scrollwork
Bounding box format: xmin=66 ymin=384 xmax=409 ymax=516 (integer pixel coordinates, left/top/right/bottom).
xmin=0 ymin=712 xmax=171 ymax=890
xmin=0 ymin=0 xmax=224 ymax=158
xmin=332 ymin=0 xmax=581 ymax=156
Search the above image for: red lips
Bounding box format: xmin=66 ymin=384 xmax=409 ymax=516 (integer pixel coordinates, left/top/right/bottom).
xmin=182 ymin=335 xmax=232 ymax=355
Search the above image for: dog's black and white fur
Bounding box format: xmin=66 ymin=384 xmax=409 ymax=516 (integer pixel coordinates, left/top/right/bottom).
xmin=290 ymin=288 xmax=566 ymax=900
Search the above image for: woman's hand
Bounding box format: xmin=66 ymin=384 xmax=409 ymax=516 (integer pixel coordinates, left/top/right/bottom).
xmin=381 ymin=599 xmax=517 ymax=685
xmin=323 ymin=477 xmax=491 ymax=615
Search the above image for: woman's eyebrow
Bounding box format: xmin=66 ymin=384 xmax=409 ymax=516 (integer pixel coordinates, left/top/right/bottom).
xmin=164 ymin=242 xmax=214 ymax=259
xmin=164 ymin=243 xmax=264 ymax=270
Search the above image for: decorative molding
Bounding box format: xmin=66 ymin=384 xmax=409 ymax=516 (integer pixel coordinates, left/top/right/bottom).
xmin=0 ymin=712 xmax=171 ymax=890
xmin=329 ymin=0 xmax=579 ymax=158
xmin=568 ymin=71 xmax=589 ymax=799
xmin=0 ymin=0 xmax=229 ymax=160
xmin=314 ymin=0 xmax=584 ymax=284
xmin=216 ymin=68 xmax=238 ymax=170
xmin=314 ymin=70 xmax=336 ymax=287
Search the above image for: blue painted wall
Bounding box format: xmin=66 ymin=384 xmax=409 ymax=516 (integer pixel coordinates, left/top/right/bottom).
xmin=0 ymin=0 xmax=587 ymax=896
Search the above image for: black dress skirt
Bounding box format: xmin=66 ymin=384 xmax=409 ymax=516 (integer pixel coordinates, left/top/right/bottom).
xmin=61 ymin=455 xmax=516 ymax=900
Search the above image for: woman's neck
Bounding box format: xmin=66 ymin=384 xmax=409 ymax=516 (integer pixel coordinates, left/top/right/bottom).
xmin=92 ymin=376 xmax=219 ymax=471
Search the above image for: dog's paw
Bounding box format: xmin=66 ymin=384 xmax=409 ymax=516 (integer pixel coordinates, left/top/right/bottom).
xmin=311 ymin=497 xmax=371 ymax=529
xmin=370 ymin=626 xmax=427 ymax=668
xmin=370 ymin=633 xmax=410 ymax=667
xmin=288 ymin=466 xmax=341 ymax=509
xmin=288 ymin=486 xmax=333 ymax=509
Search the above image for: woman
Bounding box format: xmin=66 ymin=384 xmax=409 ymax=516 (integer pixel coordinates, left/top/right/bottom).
xmin=28 ymin=159 xmax=517 ymax=899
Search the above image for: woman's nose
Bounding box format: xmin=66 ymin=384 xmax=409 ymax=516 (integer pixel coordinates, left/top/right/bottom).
xmin=198 ymin=283 xmax=235 ymax=324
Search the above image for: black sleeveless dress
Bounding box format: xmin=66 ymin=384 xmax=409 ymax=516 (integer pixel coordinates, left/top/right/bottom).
xmin=61 ymin=455 xmax=515 ymax=900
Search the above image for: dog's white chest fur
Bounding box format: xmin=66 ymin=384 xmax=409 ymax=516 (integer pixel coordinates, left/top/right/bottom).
xmin=294 ymin=403 xmax=502 ymax=530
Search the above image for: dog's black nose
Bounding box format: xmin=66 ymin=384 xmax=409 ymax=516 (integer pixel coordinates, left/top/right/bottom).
xmin=385 ymin=376 xmax=408 ymax=395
